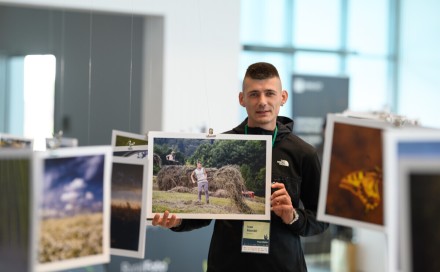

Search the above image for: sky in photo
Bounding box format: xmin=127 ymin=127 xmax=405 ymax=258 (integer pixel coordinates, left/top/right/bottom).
xmin=41 ymin=154 xmax=105 ymax=219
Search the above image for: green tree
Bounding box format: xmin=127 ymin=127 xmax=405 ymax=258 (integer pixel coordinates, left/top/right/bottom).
xmin=240 ymin=164 xmax=253 ymax=190
xmin=254 ymin=167 xmax=266 ymax=197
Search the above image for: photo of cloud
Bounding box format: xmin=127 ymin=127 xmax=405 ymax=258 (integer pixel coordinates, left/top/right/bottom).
xmin=38 ymin=154 xmax=106 ymax=264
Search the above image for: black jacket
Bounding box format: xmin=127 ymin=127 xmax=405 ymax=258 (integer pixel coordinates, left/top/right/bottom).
xmin=172 ymin=116 xmax=329 ymax=272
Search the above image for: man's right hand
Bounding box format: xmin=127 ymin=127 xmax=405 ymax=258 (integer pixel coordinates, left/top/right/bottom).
xmin=151 ymin=210 xmax=182 ymax=229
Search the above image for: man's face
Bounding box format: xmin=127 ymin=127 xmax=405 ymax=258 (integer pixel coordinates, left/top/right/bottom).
xmin=197 ymin=162 xmax=202 ymax=168
xmin=239 ymin=76 xmax=287 ymax=130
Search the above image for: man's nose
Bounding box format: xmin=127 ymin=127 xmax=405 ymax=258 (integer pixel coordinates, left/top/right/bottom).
xmin=258 ymin=95 xmax=267 ymax=107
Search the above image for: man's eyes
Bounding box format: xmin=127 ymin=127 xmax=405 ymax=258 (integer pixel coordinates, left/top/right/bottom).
xmin=248 ymin=91 xmax=276 ymax=97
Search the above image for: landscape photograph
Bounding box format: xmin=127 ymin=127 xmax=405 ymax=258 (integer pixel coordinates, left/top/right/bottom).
xmin=147 ymin=132 xmax=272 ymax=220
xmin=110 ymin=157 xmax=147 ymax=258
xmin=36 ymin=148 xmax=110 ymax=271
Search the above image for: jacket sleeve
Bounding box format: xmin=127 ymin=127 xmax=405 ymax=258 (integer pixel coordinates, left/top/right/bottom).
xmin=171 ymin=219 xmax=212 ymax=232
xmin=289 ymin=150 xmax=329 ymax=236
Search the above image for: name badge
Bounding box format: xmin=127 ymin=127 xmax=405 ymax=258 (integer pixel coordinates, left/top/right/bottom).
xmin=241 ymin=221 xmax=270 ymax=254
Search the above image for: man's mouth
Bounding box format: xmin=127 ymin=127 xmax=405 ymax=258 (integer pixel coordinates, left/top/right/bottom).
xmin=256 ymin=110 xmax=270 ymax=114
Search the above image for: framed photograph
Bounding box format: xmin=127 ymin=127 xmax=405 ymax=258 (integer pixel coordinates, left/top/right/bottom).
xmin=0 ymin=133 xmax=33 ymax=149
xmin=110 ymin=156 xmax=148 ymax=259
xmin=398 ymin=158 xmax=440 ymax=272
xmin=111 ymin=130 xmax=148 ymax=159
xmin=33 ymin=146 xmax=112 ymax=272
xmin=46 ymin=137 xmax=78 ymax=150
xmin=383 ymin=129 xmax=440 ymax=272
xmin=0 ymin=150 xmax=35 ymax=272
xmin=318 ymin=113 xmax=394 ymax=231
xmin=146 ymin=131 xmax=272 ymax=220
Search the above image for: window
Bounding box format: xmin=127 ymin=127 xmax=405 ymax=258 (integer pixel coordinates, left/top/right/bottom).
xmin=240 ymin=0 xmax=396 ymax=269
xmin=240 ymin=0 xmax=396 ymax=119
xmin=0 ymin=55 xmax=56 ymax=150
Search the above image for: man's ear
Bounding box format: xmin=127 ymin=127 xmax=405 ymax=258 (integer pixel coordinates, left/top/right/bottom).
xmin=281 ymin=90 xmax=288 ymax=105
xmin=239 ymin=92 xmax=245 ymax=107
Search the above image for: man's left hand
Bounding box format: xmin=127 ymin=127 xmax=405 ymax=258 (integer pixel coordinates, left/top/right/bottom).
xmin=271 ymin=182 xmax=295 ymax=224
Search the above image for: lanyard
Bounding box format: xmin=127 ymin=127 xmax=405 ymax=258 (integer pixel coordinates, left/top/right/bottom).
xmin=244 ymin=124 xmax=278 ymax=147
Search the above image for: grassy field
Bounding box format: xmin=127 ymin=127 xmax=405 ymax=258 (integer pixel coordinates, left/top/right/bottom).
xmin=39 ymin=213 xmax=103 ymax=263
xmin=152 ymin=190 xmax=265 ymax=214
xmin=111 ymin=202 xmax=141 ymax=250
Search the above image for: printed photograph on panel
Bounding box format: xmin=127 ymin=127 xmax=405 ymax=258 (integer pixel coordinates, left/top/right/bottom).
xmin=111 ymin=130 xmax=148 ymax=160
xmin=36 ymin=146 xmax=111 ymax=271
xmin=0 ymin=133 xmax=33 ymax=149
xmin=0 ymin=151 xmax=32 ymax=272
xmin=325 ymin=122 xmax=383 ymax=226
xmin=110 ymin=157 xmax=147 ymax=258
xmin=147 ymin=132 xmax=272 ymax=220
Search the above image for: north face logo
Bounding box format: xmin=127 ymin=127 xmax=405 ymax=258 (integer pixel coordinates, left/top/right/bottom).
xmin=277 ymin=160 xmax=289 ymax=167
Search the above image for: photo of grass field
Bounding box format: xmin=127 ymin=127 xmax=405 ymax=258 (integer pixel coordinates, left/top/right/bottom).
xmin=147 ymin=132 xmax=272 ymax=220
xmin=0 ymin=153 xmax=31 ymax=272
xmin=38 ymin=153 xmax=106 ymax=264
xmin=110 ymin=160 xmax=144 ymax=252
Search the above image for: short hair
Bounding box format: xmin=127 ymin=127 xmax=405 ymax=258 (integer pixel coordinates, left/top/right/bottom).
xmin=242 ymin=62 xmax=280 ymax=90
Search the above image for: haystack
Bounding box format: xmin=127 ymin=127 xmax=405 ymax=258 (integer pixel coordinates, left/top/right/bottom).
xmin=153 ymin=153 xmax=162 ymax=167
xmin=156 ymin=165 xmax=217 ymax=191
xmin=212 ymin=165 xmax=253 ymax=214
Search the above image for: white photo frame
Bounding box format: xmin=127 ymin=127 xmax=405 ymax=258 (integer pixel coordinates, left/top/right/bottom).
xmin=398 ymin=158 xmax=440 ymax=272
xmin=0 ymin=149 xmax=35 ymax=272
xmin=383 ymin=129 xmax=440 ymax=272
xmin=0 ymin=133 xmax=33 ymax=150
xmin=146 ymin=131 xmax=272 ymax=220
xmin=33 ymin=146 xmax=112 ymax=272
xmin=46 ymin=137 xmax=78 ymax=150
xmin=110 ymin=156 xmax=148 ymax=259
xmin=111 ymin=130 xmax=148 ymax=153
xmin=318 ymin=113 xmax=394 ymax=231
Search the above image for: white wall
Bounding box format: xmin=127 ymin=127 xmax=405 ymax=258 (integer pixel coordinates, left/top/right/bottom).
xmin=398 ymin=0 xmax=440 ymax=129
xmin=0 ymin=0 xmax=241 ymax=134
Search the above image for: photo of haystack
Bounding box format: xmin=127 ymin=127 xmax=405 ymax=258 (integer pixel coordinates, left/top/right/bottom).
xmin=147 ymin=132 xmax=272 ymax=220
xmin=110 ymin=157 xmax=147 ymax=258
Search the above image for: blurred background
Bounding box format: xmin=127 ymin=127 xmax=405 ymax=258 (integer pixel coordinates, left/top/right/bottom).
xmin=1 ymin=0 xmax=439 ymax=271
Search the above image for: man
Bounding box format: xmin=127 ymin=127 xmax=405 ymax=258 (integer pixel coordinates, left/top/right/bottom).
xmin=191 ymin=161 xmax=209 ymax=204
xmin=152 ymin=62 xmax=329 ymax=272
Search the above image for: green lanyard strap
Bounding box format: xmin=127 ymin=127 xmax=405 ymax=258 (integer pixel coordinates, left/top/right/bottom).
xmin=244 ymin=124 xmax=278 ymax=147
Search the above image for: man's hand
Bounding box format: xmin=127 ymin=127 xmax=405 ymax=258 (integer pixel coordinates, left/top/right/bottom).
xmin=271 ymin=182 xmax=295 ymax=224
xmin=152 ymin=210 xmax=182 ymax=228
